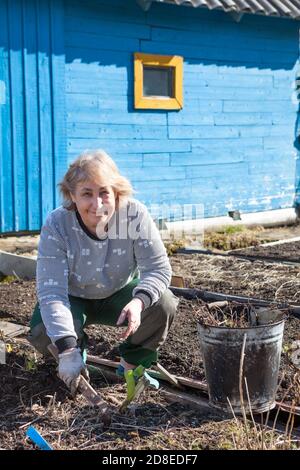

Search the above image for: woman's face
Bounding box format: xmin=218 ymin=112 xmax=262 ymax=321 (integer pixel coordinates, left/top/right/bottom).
xmin=71 ymin=179 xmax=116 ymax=235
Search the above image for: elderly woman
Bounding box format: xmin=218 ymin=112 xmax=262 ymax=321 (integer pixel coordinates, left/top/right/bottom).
xmin=28 ymin=150 xmax=178 ymax=398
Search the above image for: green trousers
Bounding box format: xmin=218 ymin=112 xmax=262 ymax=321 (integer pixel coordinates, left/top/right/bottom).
xmin=28 ymin=279 xmax=178 ymax=368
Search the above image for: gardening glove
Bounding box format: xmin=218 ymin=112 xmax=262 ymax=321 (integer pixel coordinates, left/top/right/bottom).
xmin=58 ymin=347 xmax=89 ymax=396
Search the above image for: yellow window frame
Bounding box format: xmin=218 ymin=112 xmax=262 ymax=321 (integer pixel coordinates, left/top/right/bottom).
xmin=134 ymin=53 xmax=183 ymax=110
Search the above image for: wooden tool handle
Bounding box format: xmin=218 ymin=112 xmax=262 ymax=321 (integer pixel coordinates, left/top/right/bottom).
xmin=47 ymin=344 xmax=110 ymax=415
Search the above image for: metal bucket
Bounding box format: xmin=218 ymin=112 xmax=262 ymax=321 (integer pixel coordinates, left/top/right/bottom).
xmin=197 ymin=313 xmax=285 ymax=414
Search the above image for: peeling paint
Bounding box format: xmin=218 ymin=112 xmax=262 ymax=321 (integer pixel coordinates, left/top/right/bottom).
xmin=0 ymin=81 xmax=5 ymax=105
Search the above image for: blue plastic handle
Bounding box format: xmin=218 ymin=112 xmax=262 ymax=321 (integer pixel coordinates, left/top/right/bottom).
xmin=26 ymin=426 xmax=53 ymax=451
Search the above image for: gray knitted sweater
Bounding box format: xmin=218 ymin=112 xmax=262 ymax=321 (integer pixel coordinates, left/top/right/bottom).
xmin=36 ymin=199 xmax=172 ymax=348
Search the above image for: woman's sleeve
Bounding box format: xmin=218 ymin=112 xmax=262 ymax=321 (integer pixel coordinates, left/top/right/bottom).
xmin=36 ymin=215 xmax=78 ymax=349
xmin=132 ymin=205 xmax=172 ymax=309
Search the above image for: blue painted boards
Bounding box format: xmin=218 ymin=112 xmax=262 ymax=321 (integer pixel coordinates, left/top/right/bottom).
xmin=0 ymin=0 xmax=299 ymax=231
xmin=65 ymin=0 xmax=299 ymax=219
xmin=0 ymin=0 xmax=66 ymax=233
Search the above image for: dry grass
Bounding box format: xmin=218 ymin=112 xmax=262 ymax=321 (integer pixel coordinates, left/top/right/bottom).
xmin=0 ymin=275 xmax=18 ymax=284
xmin=203 ymin=225 xmax=268 ymax=251
xmin=227 ymin=370 xmax=300 ymax=450
xmin=164 ymin=238 xmax=186 ymax=256
xmin=163 ymin=225 xmax=266 ymax=254
xmin=220 ymin=420 xmax=299 ymax=450
xmin=204 ymin=227 xmax=262 ymax=251
xmin=170 ymin=254 xmax=300 ymax=303
xmin=194 ymin=301 xmax=268 ymax=328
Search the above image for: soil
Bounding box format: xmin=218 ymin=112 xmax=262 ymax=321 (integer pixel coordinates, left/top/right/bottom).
xmin=171 ymin=253 xmax=300 ymax=303
xmin=230 ymin=240 xmax=300 ymax=263
xmin=1 ymin=250 xmax=300 ymax=449
xmin=254 ymin=224 xmax=300 ymax=242
xmin=0 ymin=279 xmax=227 ymax=450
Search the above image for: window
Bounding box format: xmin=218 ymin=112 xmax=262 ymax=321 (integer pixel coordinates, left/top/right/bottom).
xmin=134 ymin=53 xmax=183 ymax=110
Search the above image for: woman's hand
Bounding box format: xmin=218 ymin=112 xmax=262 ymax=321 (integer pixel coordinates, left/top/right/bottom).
xmin=58 ymin=348 xmax=89 ymax=396
xmin=116 ymin=298 xmax=144 ymax=340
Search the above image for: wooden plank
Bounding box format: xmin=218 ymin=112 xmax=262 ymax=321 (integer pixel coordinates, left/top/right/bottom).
xmin=87 ymin=356 xmax=118 ymax=369
xmin=143 ymin=153 xmax=170 ymax=167
xmin=37 ymin=0 xmax=54 ymax=222
xmin=0 ymin=321 xmax=29 ymax=338
xmin=65 ymin=0 xmax=145 ymax=26
xmin=67 ymin=123 xmax=167 ymax=140
xmin=8 ymin=0 xmax=27 ymax=231
xmin=186 ymin=162 xmax=247 ymax=179
xmin=50 ymin=0 xmax=67 ymax=209
xmin=169 ymin=125 xmax=239 ymax=140
xmin=207 ymin=301 xmax=229 ymax=310
xmin=173 ymin=376 xmax=207 ymax=392
xmin=155 ymin=362 xmax=183 ymax=389
xmin=23 ymin=0 xmax=41 ymax=230
xmin=65 ymin=31 xmax=139 ymax=52
xmin=86 ymin=355 xmax=208 ymax=392
xmin=255 ymin=236 xmax=300 ymax=247
xmin=161 ymin=388 xmax=222 ymax=415
xmin=224 ymin=100 xmax=295 ymax=113
xmin=0 ymin=0 xmax=14 ymax=233
xmin=68 ymin=138 xmax=192 ymax=154
xmin=170 ymin=275 xmax=185 ymax=288
xmin=67 ymin=109 xmax=166 ymax=125
xmin=151 ymin=25 xmax=297 ymax=53
xmin=170 ymin=151 xmax=244 ymax=166
xmin=65 ymin=15 xmax=150 ymax=40
xmin=66 ymin=47 xmax=130 ymax=68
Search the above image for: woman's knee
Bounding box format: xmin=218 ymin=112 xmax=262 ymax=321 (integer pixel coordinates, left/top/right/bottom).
xmin=27 ymin=323 xmax=51 ymax=356
xmin=151 ymin=289 xmax=179 ymax=323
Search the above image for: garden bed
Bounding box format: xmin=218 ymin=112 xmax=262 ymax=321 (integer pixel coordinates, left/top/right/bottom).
xmin=229 ymin=240 xmax=300 ymax=263
xmin=0 ymin=252 xmax=300 ymax=450
xmin=170 ymin=253 xmax=300 ymax=303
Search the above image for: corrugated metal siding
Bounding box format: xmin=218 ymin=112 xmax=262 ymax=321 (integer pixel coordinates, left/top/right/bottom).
xmin=0 ymin=0 xmax=66 ymax=233
xmin=65 ymin=0 xmax=299 ymax=218
xmin=152 ymin=0 xmax=300 ymax=20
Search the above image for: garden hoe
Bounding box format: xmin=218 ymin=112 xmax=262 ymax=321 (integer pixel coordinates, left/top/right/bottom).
xmin=47 ymin=344 xmax=112 ymax=427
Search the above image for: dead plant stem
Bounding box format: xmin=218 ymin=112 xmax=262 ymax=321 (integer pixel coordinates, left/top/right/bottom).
xmin=239 ymin=333 xmax=249 ymax=448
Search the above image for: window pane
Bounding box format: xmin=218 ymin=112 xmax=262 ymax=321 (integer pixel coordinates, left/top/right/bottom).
xmin=143 ymin=66 xmax=174 ymax=97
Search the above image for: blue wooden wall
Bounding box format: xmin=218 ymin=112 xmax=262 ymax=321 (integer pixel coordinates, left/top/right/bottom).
xmin=0 ymin=0 xmax=66 ymax=233
xmin=0 ymin=0 xmax=299 ymax=232
xmin=65 ymin=0 xmax=299 ymax=219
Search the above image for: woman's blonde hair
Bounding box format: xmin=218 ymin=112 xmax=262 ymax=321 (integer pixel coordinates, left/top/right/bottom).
xmin=58 ymin=149 xmax=133 ymax=210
